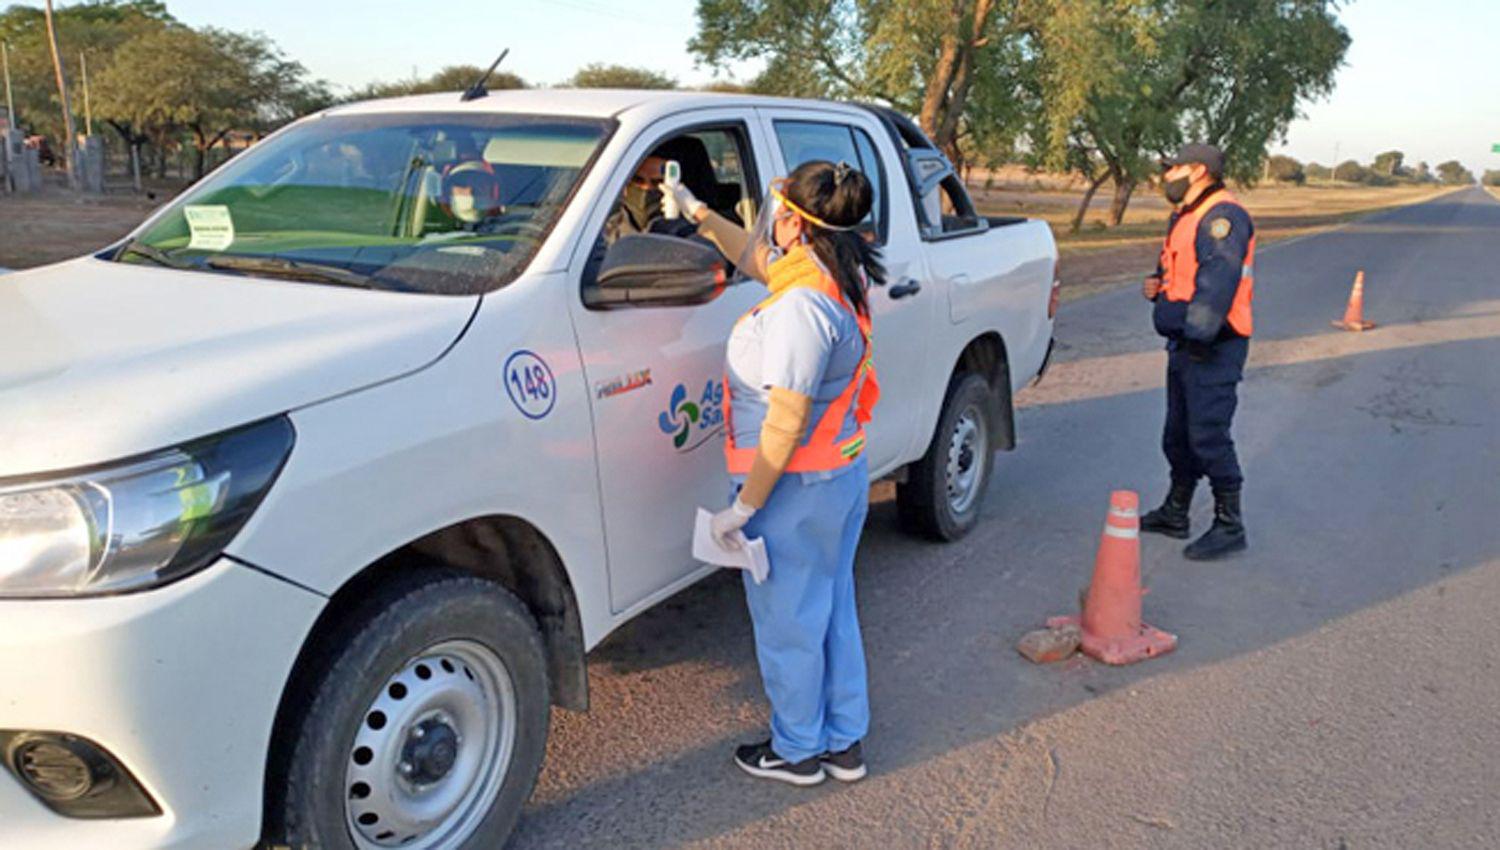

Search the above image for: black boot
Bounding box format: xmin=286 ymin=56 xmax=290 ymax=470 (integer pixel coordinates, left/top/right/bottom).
xmin=1184 ymin=489 xmax=1247 ymax=560
xmin=1141 ymin=480 xmax=1195 ymax=539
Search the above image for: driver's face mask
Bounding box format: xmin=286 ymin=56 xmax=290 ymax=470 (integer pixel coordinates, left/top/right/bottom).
xmin=451 ymin=188 xmax=481 ymax=223
xmin=622 ymin=184 xmax=663 ymax=229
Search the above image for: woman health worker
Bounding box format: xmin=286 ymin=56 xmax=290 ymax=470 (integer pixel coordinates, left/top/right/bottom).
xmin=664 ymin=160 xmax=885 ymax=786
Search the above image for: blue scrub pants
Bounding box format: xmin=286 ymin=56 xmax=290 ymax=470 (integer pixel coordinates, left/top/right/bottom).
xmin=739 ymin=458 xmax=870 ymax=763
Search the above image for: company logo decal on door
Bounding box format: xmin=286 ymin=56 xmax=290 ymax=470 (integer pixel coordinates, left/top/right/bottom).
xmin=658 ymin=380 xmax=724 ymax=451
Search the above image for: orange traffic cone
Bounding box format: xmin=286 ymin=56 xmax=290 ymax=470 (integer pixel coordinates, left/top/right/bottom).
xmin=1332 ymin=270 xmax=1376 ymax=331
xmin=1048 ymin=491 xmax=1177 ymax=665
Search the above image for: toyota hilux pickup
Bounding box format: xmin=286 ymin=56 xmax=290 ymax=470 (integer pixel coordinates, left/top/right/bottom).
xmin=0 ymin=88 xmax=1056 ymax=849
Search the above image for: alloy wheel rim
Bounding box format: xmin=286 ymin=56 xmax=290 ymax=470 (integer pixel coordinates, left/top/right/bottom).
xmin=344 ymin=640 xmax=516 ymax=849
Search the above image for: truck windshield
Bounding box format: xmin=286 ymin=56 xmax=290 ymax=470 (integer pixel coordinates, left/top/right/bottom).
xmin=117 ymin=111 xmax=612 ymax=295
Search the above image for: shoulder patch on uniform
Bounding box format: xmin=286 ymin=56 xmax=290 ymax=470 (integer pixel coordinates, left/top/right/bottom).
xmin=1210 ymin=217 xmax=1231 ymax=240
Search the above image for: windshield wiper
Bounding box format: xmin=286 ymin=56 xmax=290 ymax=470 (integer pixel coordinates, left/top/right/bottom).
xmin=117 ymin=241 xmax=192 ymax=269
xmin=202 ymin=255 xmax=374 ymax=289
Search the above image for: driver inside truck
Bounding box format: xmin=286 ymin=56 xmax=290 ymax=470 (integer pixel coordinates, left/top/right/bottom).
xmin=440 ymin=158 xmax=508 ymax=232
xmin=603 ymin=153 xmax=701 ymax=244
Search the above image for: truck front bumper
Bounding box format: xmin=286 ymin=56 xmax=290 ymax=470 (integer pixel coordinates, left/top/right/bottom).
xmin=0 ymin=559 xmax=324 ymax=850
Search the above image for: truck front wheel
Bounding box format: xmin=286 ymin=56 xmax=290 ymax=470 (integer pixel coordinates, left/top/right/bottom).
xmin=897 ymin=372 xmax=996 ymax=541
xmin=266 ymin=573 xmax=550 ymax=850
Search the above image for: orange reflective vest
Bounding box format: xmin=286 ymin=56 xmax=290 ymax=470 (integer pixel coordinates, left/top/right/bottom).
xmin=1160 ymin=188 xmax=1256 ymax=337
xmin=724 ymin=247 xmax=879 ymax=474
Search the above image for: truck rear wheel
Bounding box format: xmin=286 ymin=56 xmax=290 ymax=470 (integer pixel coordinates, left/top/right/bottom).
xmin=266 ymin=573 xmax=550 ymax=850
xmin=897 ymin=372 xmax=996 ymax=541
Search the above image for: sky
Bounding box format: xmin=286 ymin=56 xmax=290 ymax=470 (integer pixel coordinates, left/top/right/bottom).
xmin=19 ymin=0 xmax=1500 ymax=176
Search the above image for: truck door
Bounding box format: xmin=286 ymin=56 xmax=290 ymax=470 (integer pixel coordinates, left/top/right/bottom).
xmin=757 ymin=108 xmax=934 ymax=472
xmin=566 ymin=113 xmax=775 ymax=614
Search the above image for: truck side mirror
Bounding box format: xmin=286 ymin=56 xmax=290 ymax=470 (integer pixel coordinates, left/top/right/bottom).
xmin=583 ymin=234 xmax=729 ymax=309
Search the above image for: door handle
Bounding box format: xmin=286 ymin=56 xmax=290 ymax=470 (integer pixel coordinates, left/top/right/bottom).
xmin=889 ymin=279 xmax=922 ymax=299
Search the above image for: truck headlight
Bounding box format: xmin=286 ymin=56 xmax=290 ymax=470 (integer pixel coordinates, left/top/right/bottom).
xmin=0 ymin=417 xmax=294 ymax=598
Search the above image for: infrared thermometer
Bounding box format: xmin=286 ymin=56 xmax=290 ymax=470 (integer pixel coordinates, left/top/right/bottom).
xmin=661 ymin=159 xmax=682 ymax=219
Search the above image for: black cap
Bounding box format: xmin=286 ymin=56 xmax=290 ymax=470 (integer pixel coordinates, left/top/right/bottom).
xmin=1165 ymin=143 xmax=1225 ymax=178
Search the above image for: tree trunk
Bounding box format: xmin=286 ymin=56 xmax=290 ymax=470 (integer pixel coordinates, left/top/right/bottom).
xmin=1070 ymin=171 xmax=1109 ymax=233
xmin=130 ymin=141 xmax=141 ymax=193
xmin=918 ymin=0 xmax=996 ymax=164
xmin=1108 ymin=178 xmax=1136 ymax=227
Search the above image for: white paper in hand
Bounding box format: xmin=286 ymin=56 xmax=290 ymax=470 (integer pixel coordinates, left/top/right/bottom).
xmin=693 ymin=508 xmax=770 ymax=584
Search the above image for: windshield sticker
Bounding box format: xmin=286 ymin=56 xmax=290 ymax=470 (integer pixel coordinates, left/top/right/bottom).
xmin=595 ymin=368 xmax=653 ymax=401
xmin=658 ymin=380 xmax=724 ymax=452
xmin=183 ymin=204 xmax=235 ymax=251
xmin=504 ymin=350 xmax=557 ymax=420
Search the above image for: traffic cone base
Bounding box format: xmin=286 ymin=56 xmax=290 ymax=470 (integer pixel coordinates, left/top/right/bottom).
xmin=1331 ymin=318 xmax=1376 ymax=332
xmin=1040 ymin=490 xmax=1177 ymax=667
xmin=1047 ymin=615 xmax=1177 ymax=665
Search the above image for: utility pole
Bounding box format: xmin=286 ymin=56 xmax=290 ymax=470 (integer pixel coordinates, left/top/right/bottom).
xmin=79 ymin=52 xmax=92 ymax=137
xmin=2 ymin=41 xmax=13 ymax=194
xmin=43 ymin=0 xmax=81 ymax=189
xmin=2 ymin=41 xmax=14 ymax=133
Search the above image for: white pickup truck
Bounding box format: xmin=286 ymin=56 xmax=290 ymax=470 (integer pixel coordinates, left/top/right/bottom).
xmin=0 ymin=89 xmax=1056 ymax=849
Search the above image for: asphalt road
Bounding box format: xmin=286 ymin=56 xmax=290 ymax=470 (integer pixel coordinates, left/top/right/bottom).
xmin=513 ymin=186 xmax=1500 ymax=849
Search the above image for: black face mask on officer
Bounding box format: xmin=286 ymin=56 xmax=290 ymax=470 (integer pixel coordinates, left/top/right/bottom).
xmin=1163 ymin=175 xmax=1193 ymax=205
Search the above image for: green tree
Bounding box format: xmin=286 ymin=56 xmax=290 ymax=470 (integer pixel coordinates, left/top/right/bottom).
xmin=1025 ymin=0 xmax=1349 ymax=226
xmin=1304 ymin=161 xmax=1331 ymax=181
xmin=350 ymin=65 xmax=526 ymax=101
xmin=1371 ymin=149 xmax=1404 ymax=177
xmin=691 ymin=0 xmax=1024 ymax=167
xmin=93 ymin=25 xmax=325 ymax=179
xmin=1412 ymin=161 xmax=1433 ymax=183
xmin=1267 ymin=154 xmax=1304 ymax=184
xmin=565 ymin=63 xmax=676 ymax=90
xmin=1332 ymin=159 xmax=1367 ymax=183
xmin=1435 ymin=160 xmax=1473 ymax=185
xmin=0 ymin=0 xmax=172 ymax=145
xmin=1482 ymin=170 xmax=1500 ymax=187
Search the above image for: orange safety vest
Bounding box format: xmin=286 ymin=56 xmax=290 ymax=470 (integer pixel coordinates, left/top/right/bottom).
xmin=724 ymin=247 xmax=879 ymax=474
xmin=1160 ymin=188 xmax=1256 ymax=337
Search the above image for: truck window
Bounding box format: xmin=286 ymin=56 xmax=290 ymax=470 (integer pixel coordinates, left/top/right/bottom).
xmin=772 ymin=120 xmax=888 ymax=245
xmin=118 ymin=112 xmax=613 ymax=295
xmin=586 ymin=124 xmax=759 ymax=292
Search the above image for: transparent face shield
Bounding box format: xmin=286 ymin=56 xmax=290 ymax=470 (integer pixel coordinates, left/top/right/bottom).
xmin=740 ymin=176 xmax=860 ymax=275
xmin=740 ymin=177 xmax=794 ymax=273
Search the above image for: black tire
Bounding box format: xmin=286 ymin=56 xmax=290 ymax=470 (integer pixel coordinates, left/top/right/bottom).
xmin=265 ymin=573 xmax=550 ymax=850
xmin=897 ymin=372 xmax=997 ymax=541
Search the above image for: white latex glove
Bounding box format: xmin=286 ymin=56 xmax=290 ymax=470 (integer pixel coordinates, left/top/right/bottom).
xmin=710 ymin=497 xmax=757 ymax=550
xmin=660 ymin=180 xmax=707 ymax=221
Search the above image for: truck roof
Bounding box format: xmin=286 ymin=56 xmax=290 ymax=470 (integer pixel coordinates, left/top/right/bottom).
xmin=324 ymin=88 xmax=874 ymax=124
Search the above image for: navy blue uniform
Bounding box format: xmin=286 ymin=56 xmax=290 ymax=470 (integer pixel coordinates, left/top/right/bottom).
xmin=1151 ymin=191 xmax=1254 ymax=492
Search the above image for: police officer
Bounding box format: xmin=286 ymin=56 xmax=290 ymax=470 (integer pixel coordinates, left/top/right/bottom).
xmin=1140 ymin=143 xmax=1255 ymax=560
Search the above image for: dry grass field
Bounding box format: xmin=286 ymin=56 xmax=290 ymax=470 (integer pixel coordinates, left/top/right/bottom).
xmin=0 ymin=172 xmax=1451 ymax=293
xmin=968 ymin=168 xmax=1453 ymax=300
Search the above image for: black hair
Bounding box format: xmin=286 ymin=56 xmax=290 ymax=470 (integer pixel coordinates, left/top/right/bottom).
xmin=782 ymin=160 xmax=886 ymax=317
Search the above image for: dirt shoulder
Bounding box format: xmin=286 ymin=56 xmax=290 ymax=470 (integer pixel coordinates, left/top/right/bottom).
xmin=0 ymin=180 xmax=1456 ymax=290
xmin=0 ymin=190 xmax=171 ymax=269
xmin=971 ymin=182 xmax=1454 ymax=302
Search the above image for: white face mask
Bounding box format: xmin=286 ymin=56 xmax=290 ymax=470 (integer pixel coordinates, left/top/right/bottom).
xmin=451 ymin=191 xmax=480 ymax=223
